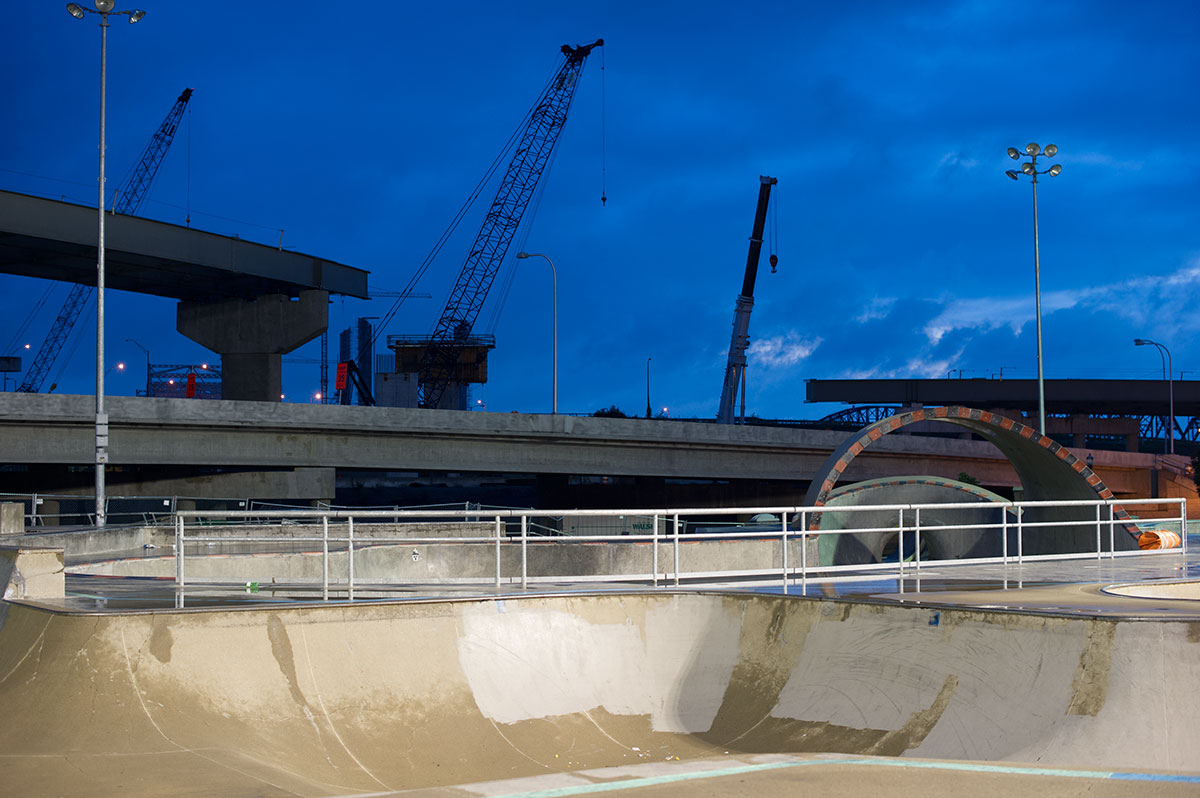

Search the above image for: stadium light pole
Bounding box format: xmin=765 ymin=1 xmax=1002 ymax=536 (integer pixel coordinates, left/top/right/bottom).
xmin=1006 ymin=142 xmax=1061 ymax=436
xmin=1134 ymin=338 xmax=1174 ymax=454
xmin=67 ymin=1 xmax=146 ymax=527
xmin=515 ymin=252 xmax=557 ymax=414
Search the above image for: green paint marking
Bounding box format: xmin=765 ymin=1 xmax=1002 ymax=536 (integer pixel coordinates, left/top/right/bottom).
xmin=490 ymin=756 xmax=1200 ymax=798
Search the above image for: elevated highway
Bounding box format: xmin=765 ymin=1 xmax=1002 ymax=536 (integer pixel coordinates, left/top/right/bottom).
xmin=0 ymin=394 xmax=1189 ymax=509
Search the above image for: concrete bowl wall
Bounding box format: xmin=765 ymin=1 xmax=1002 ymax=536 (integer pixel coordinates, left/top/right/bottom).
xmin=0 ymin=592 xmax=1194 ymax=794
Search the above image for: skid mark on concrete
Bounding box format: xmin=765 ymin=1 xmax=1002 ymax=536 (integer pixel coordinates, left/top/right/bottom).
xmin=297 ymin=623 xmax=391 ymax=790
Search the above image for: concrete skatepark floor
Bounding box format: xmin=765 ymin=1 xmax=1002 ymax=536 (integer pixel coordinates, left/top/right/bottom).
xmin=3 ymin=535 xmax=1199 ymax=796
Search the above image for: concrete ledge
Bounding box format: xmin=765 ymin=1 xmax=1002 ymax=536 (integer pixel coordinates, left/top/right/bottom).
xmin=0 ymin=545 xmax=65 ymax=600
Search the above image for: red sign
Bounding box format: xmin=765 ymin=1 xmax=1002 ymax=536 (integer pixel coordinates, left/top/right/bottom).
xmin=335 ymin=362 xmax=349 ymax=391
xmin=185 ymin=373 xmax=196 ymax=398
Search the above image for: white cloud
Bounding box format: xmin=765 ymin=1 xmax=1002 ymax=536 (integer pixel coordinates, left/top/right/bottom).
xmin=855 ymin=296 xmax=897 ymax=323
xmin=749 ymin=332 xmax=822 ymax=369
xmin=922 ymin=258 xmax=1200 ymax=344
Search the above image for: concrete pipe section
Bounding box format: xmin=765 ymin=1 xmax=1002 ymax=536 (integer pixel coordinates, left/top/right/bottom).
xmin=803 ymin=406 xmax=1143 ymax=562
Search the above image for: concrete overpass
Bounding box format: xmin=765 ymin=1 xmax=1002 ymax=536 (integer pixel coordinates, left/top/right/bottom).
xmin=1 ymin=393 xmax=1189 ymax=512
xmin=0 ymin=190 xmax=369 ymax=400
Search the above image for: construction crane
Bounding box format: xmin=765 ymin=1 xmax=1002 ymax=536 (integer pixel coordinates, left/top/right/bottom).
xmin=18 ymin=88 xmax=193 ymax=393
xmin=417 ymin=39 xmax=603 ymax=409
xmin=716 ymin=175 xmax=777 ymax=424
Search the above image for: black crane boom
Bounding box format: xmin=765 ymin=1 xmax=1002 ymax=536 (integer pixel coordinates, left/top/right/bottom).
xmin=418 ymin=40 xmax=602 ymax=409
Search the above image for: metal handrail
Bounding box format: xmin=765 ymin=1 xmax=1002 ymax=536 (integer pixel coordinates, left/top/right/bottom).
xmin=163 ymin=498 xmax=1188 ymax=601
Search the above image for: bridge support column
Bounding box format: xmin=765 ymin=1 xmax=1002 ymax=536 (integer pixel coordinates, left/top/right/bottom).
xmin=178 ymin=291 xmax=327 ymax=402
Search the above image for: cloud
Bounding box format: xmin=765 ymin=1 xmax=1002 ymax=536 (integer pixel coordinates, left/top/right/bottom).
xmin=921 ymin=259 xmax=1200 ymax=344
xmin=749 ymin=332 xmax=822 ymax=369
xmin=855 ymin=297 xmax=897 ymax=323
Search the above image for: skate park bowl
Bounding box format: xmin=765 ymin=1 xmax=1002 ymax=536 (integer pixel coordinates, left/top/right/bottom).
xmin=2 ymin=587 xmax=1199 ymax=796
xmin=803 ymin=406 xmax=1144 ymax=558
xmin=1103 ymin=579 xmax=1200 ymax=600
xmin=812 ymin=476 xmax=1019 ymax=566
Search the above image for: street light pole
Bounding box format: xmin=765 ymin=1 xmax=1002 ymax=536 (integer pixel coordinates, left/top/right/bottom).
xmin=1134 ymin=338 xmax=1174 ymax=454
xmin=125 ymin=337 xmax=150 ymax=396
xmin=515 ymin=252 xmax=557 ymax=414
xmin=1006 ymin=142 xmax=1062 ymax=436
xmin=646 ymin=358 xmax=652 ymax=419
xmin=68 ymin=1 xmax=145 ymax=527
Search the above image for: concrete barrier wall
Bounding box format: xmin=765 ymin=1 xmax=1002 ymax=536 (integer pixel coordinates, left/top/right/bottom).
xmin=0 ymin=592 xmax=1194 ymax=795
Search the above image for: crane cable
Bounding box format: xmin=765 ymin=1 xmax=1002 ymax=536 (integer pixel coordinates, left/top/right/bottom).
xmin=5 ymin=282 xmax=57 ymax=354
xmin=367 ymin=55 xmax=567 ymax=354
xmin=600 ymin=44 xmax=607 ymax=206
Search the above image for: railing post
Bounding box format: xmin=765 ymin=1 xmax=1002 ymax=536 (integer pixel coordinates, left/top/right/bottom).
xmin=652 ymin=513 xmax=659 ymax=587
xmin=781 ymin=512 xmax=789 ymax=595
xmin=799 ymin=510 xmax=807 ymax=594
xmin=175 ymin=512 xmax=184 ymax=587
xmin=672 ymin=513 xmax=680 ymax=587
xmin=348 ymin=515 xmax=355 ymax=601
xmin=1016 ymin=505 xmax=1024 ymax=564
xmin=322 ymin=515 xmax=329 ymax=601
xmin=1001 ymin=505 xmax=1009 ymax=563
xmin=897 ymin=508 xmax=906 ymax=576
xmin=1095 ymin=503 xmax=1102 ymax=559
xmin=494 ymin=515 xmax=502 ymax=589
xmin=520 ymin=515 xmax=528 ymax=590
xmin=1176 ymin=499 xmax=1185 ymax=554
xmin=1109 ymin=503 xmax=1116 ymax=559
xmin=914 ymin=507 xmax=921 ymax=573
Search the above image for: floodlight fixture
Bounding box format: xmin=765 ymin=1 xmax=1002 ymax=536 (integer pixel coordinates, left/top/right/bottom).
xmin=128 ymin=9 xmax=144 ymax=22
xmin=95 ymin=0 xmax=114 ymax=10
xmin=67 ymin=3 xmax=85 ymax=18
xmin=1004 ymin=141 xmax=1065 ymax=435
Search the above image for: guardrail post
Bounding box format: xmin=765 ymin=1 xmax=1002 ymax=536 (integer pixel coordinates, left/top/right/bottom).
xmin=1095 ymin=503 xmax=1102 ymax=559
xmin=1109 ymin=503 xmax=1117 ymax=559
xmin=520 ymin=515 xmax=528 ymax=590
xmin=672 ymin=513 xmax=680 ymax=587
xmin=348 ymin=516 xmax=355 ymax=601
xmin=322 ymin=515 xmax=329 ymax=601
xmin=897 ymin=508 xmax=906 ymax=576
xmin=494 ymin=515 xmax=502 ymax=588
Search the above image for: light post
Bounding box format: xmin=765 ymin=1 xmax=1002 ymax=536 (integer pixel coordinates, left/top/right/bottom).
xmin=515 ymin=252 xmax=557 ymax=414
xmin=1006 ymin=142 xmax=1061 ymax=435
xmin=68 ymin=0 xmax=146 ymax=527
xmin=645 ymin=357 xmax=652 ymax=419
xmin=125 ymin=337 xmax=150 ymax=396
xmin=1134 ymin=338 xmax=1174 ymax=454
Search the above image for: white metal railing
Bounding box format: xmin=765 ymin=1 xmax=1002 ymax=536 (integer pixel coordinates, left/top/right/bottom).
xmin=165 ymin=498 xmax=1188 ymax=602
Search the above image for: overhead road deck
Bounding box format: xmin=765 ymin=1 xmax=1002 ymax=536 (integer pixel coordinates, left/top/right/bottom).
xmin=0 ymin=190 xmax=368 ymax=301
xmin=807 ymin=377 xmax=1200 ymax=416
xmin=0 ymin=393 xmax=1185 ymax=504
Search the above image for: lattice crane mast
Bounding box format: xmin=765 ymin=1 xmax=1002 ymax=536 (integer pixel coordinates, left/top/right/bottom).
xmin=418 ymin=40 xmax=603 ymax=409
xmin=18 ymin=88 xmax=193 ymax=393
xmin=716 ymin=175 xmax=777 ymax=424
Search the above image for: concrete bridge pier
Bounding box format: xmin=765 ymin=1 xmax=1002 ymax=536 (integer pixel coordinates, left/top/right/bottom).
xmin=178 ymin=290 xmax=328 ymax=402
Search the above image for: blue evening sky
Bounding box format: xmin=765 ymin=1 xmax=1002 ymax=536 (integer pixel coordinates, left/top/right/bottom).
xmin=2 ymin=0 xmax=1198 ymax=419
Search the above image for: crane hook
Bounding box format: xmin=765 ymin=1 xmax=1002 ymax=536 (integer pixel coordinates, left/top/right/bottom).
xmin=769 ymin=253 xmax=778 ymax=274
